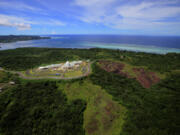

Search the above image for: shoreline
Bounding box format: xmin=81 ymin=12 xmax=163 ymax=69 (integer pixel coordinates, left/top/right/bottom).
xmin=0 ymin=39 xmax=180 ymax=54
xmin=1 ymin=46 xmax=180 ymax=55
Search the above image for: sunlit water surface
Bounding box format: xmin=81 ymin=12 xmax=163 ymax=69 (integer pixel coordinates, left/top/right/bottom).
xmin=0 ymin=35 xmax=180 ymax=54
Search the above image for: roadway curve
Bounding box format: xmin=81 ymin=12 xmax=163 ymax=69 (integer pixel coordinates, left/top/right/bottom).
xmin=2 ymin=62 xmax=93 ymax=80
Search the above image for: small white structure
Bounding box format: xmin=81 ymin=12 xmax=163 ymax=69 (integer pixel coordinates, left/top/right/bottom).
xmin=9 ymin=81 xmax=15 ymax=85
xmin=38 ymin=64 xmax=62 ymax=70
xmin=63 ymin=61 xmax=70 ymax=68
xmin=61 ymin=61 xmax=82 ymax=69
xmin=71 ymin=61 xmax=82 ymax=65
xmin=39 ymin=67 xmax=47 ymax=70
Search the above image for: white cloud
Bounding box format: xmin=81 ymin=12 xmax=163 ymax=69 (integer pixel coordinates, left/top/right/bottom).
xmin=74 ymin=0 xmax=117 ymax=22
xmin=0 ymin=13 xmax=66 ymax=30
xmin=0 ymin=14 xmax=31 ymax=30
xmin=51 ymin=30 xmax=57 ymax=34
xmin=46 ymin=19 xmax=66 ymax=26
xmin=73 ymin=0 xmax=180 ymax=31
xmin=0 ymin=0 xmax=66 ymax=30
xmin=75 ymin=0 xmax=116 ymax=7
xmin=0 ymin=1 xmax=43 ymax=12
xmin=30 ymin=19 xmax=66 ymax=26
xmin=116 ymin=2 xmax=180 ymax=20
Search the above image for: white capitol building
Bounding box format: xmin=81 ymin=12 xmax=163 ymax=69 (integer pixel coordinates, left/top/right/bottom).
xmin=38 ymin=61 xmax=83 ymax=70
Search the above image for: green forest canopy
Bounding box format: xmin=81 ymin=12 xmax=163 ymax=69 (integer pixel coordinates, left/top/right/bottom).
xmin=0 ymin=48 xmax=179 ymax=135
xmin=0 ymin=48 xmax=179 ymax=72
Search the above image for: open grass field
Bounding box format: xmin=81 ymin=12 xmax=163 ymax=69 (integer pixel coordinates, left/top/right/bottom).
xmin=58 ymin=80 xmax=126 ymax=135
xmin=64 ymin=70 xmax=83 ymax=78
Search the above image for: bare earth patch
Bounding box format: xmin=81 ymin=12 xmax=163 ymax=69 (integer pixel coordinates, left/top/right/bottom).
xmin=133 ymin=68 xmax=160 ymax=88
xmin=99 ymin=60 xmax=130 ymax=78
xmin=102 ymin=101 xmax=118 ymax=130
xmin=99 ymin=60 xmax=160 ymax=88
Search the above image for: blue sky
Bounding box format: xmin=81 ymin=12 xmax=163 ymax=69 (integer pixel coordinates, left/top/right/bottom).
xmin=0 ymin=0 xmax=180 ymax=35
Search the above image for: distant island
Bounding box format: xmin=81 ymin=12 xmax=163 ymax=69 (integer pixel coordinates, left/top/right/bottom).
xmin=0 ymin=35 xmax=50 ymax=43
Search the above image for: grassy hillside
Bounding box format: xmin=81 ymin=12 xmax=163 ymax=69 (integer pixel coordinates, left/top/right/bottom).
xmin=58 ymin=80 xmax=126 ymax=135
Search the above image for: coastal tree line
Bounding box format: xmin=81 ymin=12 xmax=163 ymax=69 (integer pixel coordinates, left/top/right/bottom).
xmin=0 ymin=48 xmax=179 ymax=73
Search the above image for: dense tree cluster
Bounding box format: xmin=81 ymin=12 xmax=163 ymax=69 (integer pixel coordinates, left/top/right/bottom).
xmin=129 ymin=53 xmax=180 ymax=73
xmin=0 ymin=71 xmax=19 ymax=83
xmin=0 ymin=81 xmax=86 ymax=135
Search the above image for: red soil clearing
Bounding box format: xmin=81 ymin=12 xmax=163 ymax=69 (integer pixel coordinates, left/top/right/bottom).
xmin=99 ymin=60 xmax=160 ymax=88
xmin=99 ymin=60 xmax=130 ymax=78
xmin=133 ymin=68 xmax=160 ymax=88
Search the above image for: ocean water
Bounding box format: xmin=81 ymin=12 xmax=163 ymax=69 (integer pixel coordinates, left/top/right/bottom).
xmin=0 ymin=35 xmax=180 ymax=54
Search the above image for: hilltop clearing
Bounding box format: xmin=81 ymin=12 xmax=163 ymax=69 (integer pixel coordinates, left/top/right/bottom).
xmin=98 ymin=60 xmax=161 ymax=88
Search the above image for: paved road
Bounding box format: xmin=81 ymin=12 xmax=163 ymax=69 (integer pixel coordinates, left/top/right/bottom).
xmin=2 ymin=62 xmax=93 ymax=80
